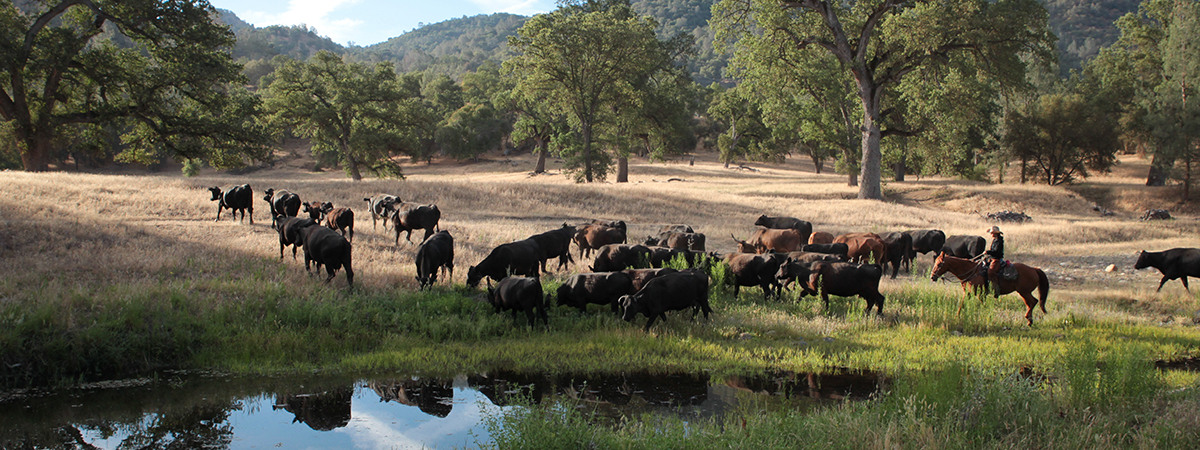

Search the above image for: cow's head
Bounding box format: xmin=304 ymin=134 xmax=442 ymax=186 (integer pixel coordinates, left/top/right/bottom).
xmin=618 ymin=295 xmax=640 ymax=322
xmin=1133 ymin=250 xmax=1149 ymax=270
xmin=731 ymin=234 xmax=755 ymax=253
xmin=643 ymin=236 xmax=660 ymax=246
xmin=554 ymin=285 xmax=572 ymax=307
xmin=208 ymin=187 xmax=222 ymax=201
xmin=466 ymin=266 xmax=482 ymax=288
xmin=262 ymin=188 xmax=276 ymax=202
xmin=753 ymin=214 xmax=769 ymax=227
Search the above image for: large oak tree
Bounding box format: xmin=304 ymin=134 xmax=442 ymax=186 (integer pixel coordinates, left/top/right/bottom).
xmin=0 ymin=0 xmax=271 ymax=171
xmin=712 ymin=0 xmax=1055 ymax=199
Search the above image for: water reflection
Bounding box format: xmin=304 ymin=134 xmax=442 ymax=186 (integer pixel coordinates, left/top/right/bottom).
xmin=0 ymin=369 xmax=885 ymax=449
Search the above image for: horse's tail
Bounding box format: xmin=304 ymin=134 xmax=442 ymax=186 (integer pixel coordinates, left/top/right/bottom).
xmin=1036 ymin=268 xmax=1049 ymax=314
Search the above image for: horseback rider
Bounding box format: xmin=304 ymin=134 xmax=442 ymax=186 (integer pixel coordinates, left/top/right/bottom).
xmin=984 ymin=226 xmax=1007 ymax=286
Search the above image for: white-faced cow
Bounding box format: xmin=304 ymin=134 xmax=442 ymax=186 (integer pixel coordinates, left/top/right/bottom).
xmin=208 ymin=184 xmax=253 ymax=224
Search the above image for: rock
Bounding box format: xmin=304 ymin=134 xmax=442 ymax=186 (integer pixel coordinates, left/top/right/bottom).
xmin=1105 ymin=264 xmax=1117 ymax=272
xmin=986 ymin=210 xmax=1032 ymax=223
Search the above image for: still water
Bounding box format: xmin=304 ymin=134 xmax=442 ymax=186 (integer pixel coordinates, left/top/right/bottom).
xmin=0 ymin=370 xmax=885 ymax=449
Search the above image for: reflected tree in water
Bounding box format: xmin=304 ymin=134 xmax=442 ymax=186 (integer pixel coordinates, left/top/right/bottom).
xmin=273 ymin=387 xmax=353 ymax=431
xmin=369 ymin=379 xmax=455 ymax=418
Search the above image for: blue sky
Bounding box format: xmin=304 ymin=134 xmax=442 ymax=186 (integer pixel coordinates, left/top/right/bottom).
xmin=208 ymin=0 xmax=557 ymax=46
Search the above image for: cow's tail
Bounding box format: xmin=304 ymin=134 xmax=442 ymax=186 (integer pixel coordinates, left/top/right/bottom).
xmin=1037 ymin=268 xmax=1049 ymax=314
xmin=343 ymin=241 xmax=354 ymax=286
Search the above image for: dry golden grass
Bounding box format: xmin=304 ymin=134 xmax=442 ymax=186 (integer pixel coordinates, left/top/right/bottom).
xmin=0 ymin=148 xmax=1198 ymax=320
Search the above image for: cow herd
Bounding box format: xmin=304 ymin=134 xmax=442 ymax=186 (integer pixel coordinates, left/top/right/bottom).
xmin=206 ymin=183 xmax=1197 ymax=331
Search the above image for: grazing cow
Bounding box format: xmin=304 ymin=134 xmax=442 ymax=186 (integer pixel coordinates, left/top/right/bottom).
xmin=590 ymin=219 xmax=627 ymax=237
xmin=941 ymin=235 xmax=986 ymax=259
xmin=528 ymin=224 xmax=576 ymax=272
xmin=754 ymin=215 xmax=813 ymax=244
xmin=485 ymin=276 xmax=547 ymax=327
xmin=904 ymin=229 xmax=946 ymax=262
xmin=808 ymin=262 xmax=885 ymax=314
xmin=590 ymin=244 xmax=652 ymax=272
xmin=808 ymin=231 xmax=835 ymax=245
xmin=392 ymin=203 xmax=441 ymax=245
xmin=774 ymin=257 xmax=819 ymax=296
xmin=467 ymin=239 xmax=542 ymax=288
xmin=660 ymin=224 xmax=694 ymax=234
xmin=208 ymin=184 xmax=253 ymax=224
xmin=622 ymin=268 xmax=678 ymax=294
xmin=784 ymin=251 xmax=846 ymax=264
xmin=415 ymin=230 xmax=454 ymax=289
xmin=619 ymin=270 xmax=712 ymax=332
xmin=644 ymin=231 xmax=697 ymax=250
xmin=264 ymin=188 xmax=302 ymax=225
xmin=363 ymin=194 xmax=401 ymax=230
xmin=725 ymin=252 xmax=787 ymax=300
xmin=555 ymin=272 xmax=634 ymax=314
xmin=879 ymin=232 xmax=913 ymax=279
xmin=1134 ymin=248 xmax=1200 ymax=292
xmin=800 ymin=243 xmax=850 ymax=259
xmin=298 ymin=225 xmax=354 ymax=286
xmin=733 ymin=228 xmax=806 ymax=254
xmin=575 ymin=225 xmax=626 ymax=259
xmin=321 ymin=205 xmax=355 ymax=243
xmin=834 ymin=233 xmax=887 ymax=264
xmin=275 ymin=216 xmax=317 ymax=260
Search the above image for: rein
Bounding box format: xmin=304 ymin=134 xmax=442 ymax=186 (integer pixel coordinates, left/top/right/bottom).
xmin=937 ymin=258 xmax=985 ymax=282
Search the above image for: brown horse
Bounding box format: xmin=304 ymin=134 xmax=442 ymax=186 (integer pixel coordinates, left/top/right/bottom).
xmin=930 ymin=253 xmax=1050 ymax=326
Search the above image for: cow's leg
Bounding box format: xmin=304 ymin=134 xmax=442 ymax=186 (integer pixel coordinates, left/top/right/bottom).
xmin=215 ymin=204 xmax=222 ymax=222
xmin=1157 ymin=276 xmax=1171 ymax=292
xmin=405 ymin=229 xmax=414 ymax=244
xmin=643 ymin=315 xmax=657 ymax=332
xmin=423 ymin=228 xmax=434 ymax=243
xmin=821 ymin=292 xmax=830 ymax=310
xmin=1181 ymin=276 xmax=1190 ymax=292
xmin=324 ymin=267 xmax=337 ymax=284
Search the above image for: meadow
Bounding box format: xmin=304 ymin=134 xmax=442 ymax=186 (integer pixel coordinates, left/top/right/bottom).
xmin=0 ymin=150 xmax=1198 ymax=447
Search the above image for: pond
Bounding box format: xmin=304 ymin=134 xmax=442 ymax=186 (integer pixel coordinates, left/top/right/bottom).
xmin=0 ymin=369 xmax=886 ymax=449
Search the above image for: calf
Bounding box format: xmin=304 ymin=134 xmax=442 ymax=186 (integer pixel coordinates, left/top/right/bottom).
xmin=208 ymin=184 xmax=253 ymax=224
xmin=733 ymin=228 xmax=806 ymax=254
xmin=486 ymin=276 xmax=547 ymax=327
xmin=941 ymin=235 xmax=986 ymax=259
xmin=301 ymin=201 xmax=328 ymax=221
xmin=392 ymin=203 xmax=441 ymax=245
xmin=264 ymin=188 xmax=302 ymax=225
xmin=879 ymin=231 xmax=913 ymax=279
xmin=528 ymin=224 xmax=576 ymax=272
xmin=555 ymin=272 xmax=634 ymax=314
xmin=753 ymin=215 xmax=813 ymax=244
xmin=575 ymin=225 xmax=627 ymax=259
xmin=808 ymin=262 xmax=884 ymax=314
xmin=1134 ymin=248 xmax=1200 ymax=292
xmin=322 ymin=205 xmax=355 ymax=243
xmin=298 ymin=225 xmax=354 ymax=286
xmin=467 ymin=239 xmax=541 ymax=288
xmin=724 ymin=252 xmax=787 ymax=300
xmin=363 ymin=194 xmax=400 ymax=230
xmin=800 ymin=243 xmax=850 ymax=259
xmin=619 ymin=270 xmax=711 ymax=332
xmin=590 ymin=244 xmax=652 ymax=272
xmin=834 ymin=233 xmax=887 ymax=264
xmin=415 ymin=230 xmax=454 ymax=289
xmin=276 ymin=216 xmax=317 ymax=260
xmin=622 ymin=268 xmax=678 ymax=294
xmin=808 ymin=231 xmax=835 ymax=245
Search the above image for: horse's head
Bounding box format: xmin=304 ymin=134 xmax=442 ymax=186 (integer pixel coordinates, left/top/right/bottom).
xmin=930 ymin=252 xmax=947 ymax=281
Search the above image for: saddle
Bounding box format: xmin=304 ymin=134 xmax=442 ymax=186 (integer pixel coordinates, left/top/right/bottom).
xmin=997 ymin=260 xmax=1018 ymax=281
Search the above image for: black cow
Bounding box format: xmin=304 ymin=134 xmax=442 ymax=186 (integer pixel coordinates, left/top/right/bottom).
xmin=415 ymin=230 xmax=454 ymax=290
xmin=301 ymin=201 xmax=328 ymax=221
xmin=555 ymin=272 xmax=634 ymax=314
xmin=941 ymin=235 xmax=986 ymax=259
xmin=208 ymin=184 xmax=253 ymax=224
xmin=297 ymin=225 xmax=354 ymax=286
xmin=619 ymin=270 xmax=712 ymax=332
xmin=264 ymin=188 xmax=301 ymax=227
xmin=800 ymin=243 xmax=850 ymax=259
xmin=753 ymin=214 xmax=813 ymax=244
xmin=275 ymin=216 xmax=317 ymax=260
xmin=724 ymin=253 xmax=787 ymax=300
xmin=905 ymin=229 xmax=946 ymax=261
xmin=808 ymin=262 xmax=884 ymax=314
xmin=590 ymin=244 xmax=652 ymax=272
xmin=774 ymin=257 xmax=819 ymax=296
xmin=363 ymin=194 xmax=401 ymax=230
xmin=392 ymin=203 xmax=441 ymax=245
xmin=528 ymin=224 xmax=576 ymax=272
xmin=879 ymin=232 xmax=913 ymax=279
xmin=1134 ymin=248 xmax=1200 ymax=292
xmin=486 ymin=276 xmax=547 ymax=327
xmin=467 ymin=239 xmax=542 ymax=288
xmin=644 ymin=231 xmax=706 ymax=252
xmin=660 ymin=224 xmax=694 ymax=234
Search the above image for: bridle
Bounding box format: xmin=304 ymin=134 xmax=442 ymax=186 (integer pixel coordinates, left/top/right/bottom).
xmin=932 ymin=256 xmax=984 ymax=282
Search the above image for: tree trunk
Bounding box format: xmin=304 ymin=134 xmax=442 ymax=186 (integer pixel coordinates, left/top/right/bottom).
xmin=617 ymin=154 xmax=628 ymax=183
xmin=534 ymin=136 xmax=547 ymax=174
xmin=848 ymin=171 xmax=858 ymax=186
xmin=858 ymin=102 xmax=882 ymax=199
xmin=341 ymin=139 xmax=362 ymax=181
xmin=811 ymin=156 xmax=823 ymax=174
xmin=1147 ymin=152 xmax=1174 ymax=186
xmin=1020 ymin=156 xmax=1027 ymax=184
xmin=20 ymin=136 xmax=50 ymax=172
xmin=582 ymin=123 xmax=593 ymax=182
xmin=893 ymin=154 xmax=906 ymax=182
xmin=1185 ymin=158 xmax=1192 ymax=202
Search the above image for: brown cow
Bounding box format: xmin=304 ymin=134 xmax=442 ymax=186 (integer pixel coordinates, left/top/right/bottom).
xmin=808 ymin=231 xmax=835 ymax=245
xmin=321 ymin=205 xmax=354 ymax=243
xmin=834 ymin=233 xmax=887 ymax=264
xmin=575 ymin=225 xmax=626 ymax=259
xmin=732 ymin=228 xmax=806 ymax=254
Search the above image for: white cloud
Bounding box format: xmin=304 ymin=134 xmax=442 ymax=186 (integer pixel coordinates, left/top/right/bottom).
xmin=241 ymin=0 xmax=364 ymax=44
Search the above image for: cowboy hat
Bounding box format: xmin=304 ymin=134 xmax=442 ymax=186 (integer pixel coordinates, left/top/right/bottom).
xmin=986 ymin=226 xmax=1002 ymax=234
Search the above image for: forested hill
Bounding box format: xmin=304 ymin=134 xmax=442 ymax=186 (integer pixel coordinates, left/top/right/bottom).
xmin=217 ymin=0 xmax=1138 ymax=83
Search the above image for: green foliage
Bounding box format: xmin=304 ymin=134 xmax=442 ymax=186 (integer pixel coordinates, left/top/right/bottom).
xmin=0 ymin=1 xmax=273 ymax=171
xmin=1045 ymin=0 xmax=1142 ymax=73
xmin=1002 ymin=93 xmax=1120 ymax=185
xmin=181 ymin=158 xmax=202 ymax=177
xmin=435 ymin=103 xmax=504 ymax=160
xmin=349 ymin=13 xmax=527 ymax=77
